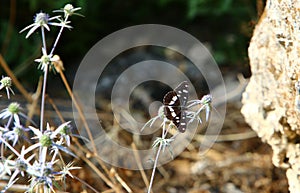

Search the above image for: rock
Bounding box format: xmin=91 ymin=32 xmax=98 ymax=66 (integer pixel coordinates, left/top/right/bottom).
xmin=241 ymin=0 xmax=300 ymax=192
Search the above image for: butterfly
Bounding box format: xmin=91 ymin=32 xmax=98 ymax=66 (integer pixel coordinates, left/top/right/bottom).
xmin=163 ymin=81 xmax=189 ymax=132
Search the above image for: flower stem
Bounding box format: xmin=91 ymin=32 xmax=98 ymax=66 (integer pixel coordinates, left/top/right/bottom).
xmin=0 ymin=135 xmax=21 ymax=157
xmin=39 ymin=26 xmax=48 ymax=132
xmin=5 ymin=115 xmax=13 ymax=129
xmin=50 ymin=16 xmax=68 ymax=56
xmin=40 ymin=63 xmax=48 ymax=132
xmin=147 ymin=121 xmax=169 ymax=193
xmin=41 ymin=27 xmax=46 ymax=50
xmin=147 ymin=142 xmax=162 ymax=193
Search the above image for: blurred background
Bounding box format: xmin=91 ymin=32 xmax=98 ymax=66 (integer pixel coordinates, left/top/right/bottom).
xmin=0 ymin=0 xmax=259 ymax=91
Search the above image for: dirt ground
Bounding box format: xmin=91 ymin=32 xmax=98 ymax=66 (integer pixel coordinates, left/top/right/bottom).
xmin=0 ymin=90 xmax=288 ymax=193
xmin=67 ymin=102 xmax=288 ymax=193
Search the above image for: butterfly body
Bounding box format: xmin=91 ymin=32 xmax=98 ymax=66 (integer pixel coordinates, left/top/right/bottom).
xmin=163 ymin=81 xmax=189 ymax=132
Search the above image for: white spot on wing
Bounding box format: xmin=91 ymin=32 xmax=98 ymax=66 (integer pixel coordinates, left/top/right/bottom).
xmin=171 ymin=111 xmax=176 ymax=117
xmin=168 ymin=96 xmax=178 ymax=105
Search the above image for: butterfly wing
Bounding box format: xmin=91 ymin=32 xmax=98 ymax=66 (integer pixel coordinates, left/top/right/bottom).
xmin=177 ymin=111 xmax=187 ymax=132
xmin=163 ymin=91 xmax=180 ymax=121
xmin=174 ymin=81 xmax=189 ymax=107
xmin=163 ymin=81 xmax=189 ymax=132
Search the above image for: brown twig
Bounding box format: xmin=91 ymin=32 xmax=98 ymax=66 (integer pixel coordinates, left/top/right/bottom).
xmin=26 ymin=76 xmax=43 ymax=127
xmin=55 ymin=61 xmax=120 ymax=190
xmin=73 ymin=138 xmax=118 ymax=191
xmin=0 ymin=182 xmax=28 ymax=192
xmin=70 ymin=142 xmax=115 ymax=191
xmin=131 ymin=143 xmax=151 ymax=192
xmin=102 ymin=189 xmax=116 ymax=193
xmin=74 ymin=139 xmax=115 ymax=184
xmin=110 ymin=168 xmax=132 ymax=193
xmin=194 ymin=130 xmax=257 ymax=142
xmin=94 ymin=155 xmax=117 ymax=184
xmin=58 ymin=67 xmax=97 ymax=153
xmin=72 ymin=175 xmax=100 ymax=193
xmin=78 ymin=151 xmax=117 ymax=191
xmin=47 ymin=95 xmax=65 ymax=123
xmin=57 ymin=60 xmax=128 ymax=191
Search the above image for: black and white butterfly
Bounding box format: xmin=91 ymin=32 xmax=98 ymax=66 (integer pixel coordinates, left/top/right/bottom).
xmin=163 ymin=81 xmax=189 ymax=132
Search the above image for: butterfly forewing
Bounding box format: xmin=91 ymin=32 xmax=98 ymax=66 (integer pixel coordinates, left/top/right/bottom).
xmin=163 ymin=81 xmax=189 ymax=132
xmin=163 ymin=91 xmax=179 ymax=120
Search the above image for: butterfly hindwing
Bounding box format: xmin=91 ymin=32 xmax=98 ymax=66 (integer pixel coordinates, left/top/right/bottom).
xmin=174 ymin=81 xmax=189 ymax=107
xmin=177 ymin=111 xmax=187 ymax=132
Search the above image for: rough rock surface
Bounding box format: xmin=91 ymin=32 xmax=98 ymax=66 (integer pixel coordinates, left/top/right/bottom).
xmin=241 ymin=0 xmax=300 ymax=192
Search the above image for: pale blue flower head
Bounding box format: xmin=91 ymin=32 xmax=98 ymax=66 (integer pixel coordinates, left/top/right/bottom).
xmin=20 ymin=12 xmax=60 ymax=38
